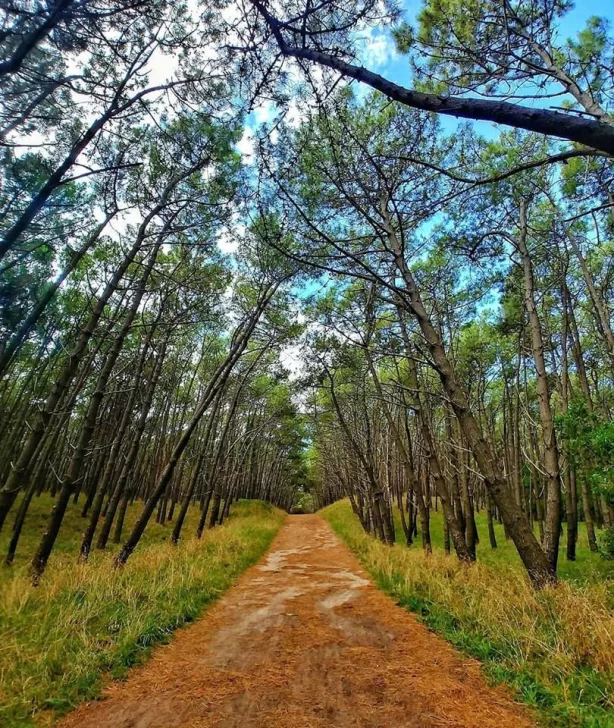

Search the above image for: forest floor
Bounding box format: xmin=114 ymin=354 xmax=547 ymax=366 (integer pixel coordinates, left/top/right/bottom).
xmin=322 ymin=501 xmax=614 ymax=728
xmin=0 ymin=499 xmax=284 ymax=726
xmin=58 ymin=515 xmax=535 ymax=728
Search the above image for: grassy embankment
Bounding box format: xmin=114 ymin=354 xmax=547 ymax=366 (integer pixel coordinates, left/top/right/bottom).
xmin=322 ymin=500 xmax=614 ymax=728
xmin=0 ymin=496 xmax=285 ymax=727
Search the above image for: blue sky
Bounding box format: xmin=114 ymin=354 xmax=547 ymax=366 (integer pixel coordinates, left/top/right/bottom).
xmin=365 ymin=0 xmax=613 ymax=87
xmin=352 ymin=0 xmax=614 ymax=140
xmin=241 ymin=0 xmax=614 ymax=375
xmin=237 ymin=0 xmax=614 ymax=161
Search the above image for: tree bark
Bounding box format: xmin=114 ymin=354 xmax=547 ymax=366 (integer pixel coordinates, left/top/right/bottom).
xmin=382 ymin=203 xmax=555 ymax=586
xmin=516 ymin=199 xmax=562 ymax=572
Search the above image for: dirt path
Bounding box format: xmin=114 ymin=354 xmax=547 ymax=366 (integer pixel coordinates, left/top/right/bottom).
xmin=59 ymin=515 xmax=535 ymax=728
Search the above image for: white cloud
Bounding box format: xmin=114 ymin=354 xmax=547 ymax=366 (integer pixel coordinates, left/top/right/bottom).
xmin=236 ymin=127 xmax=255 ymax=163
xmin=253 ymin=99 xmax=277 ymax=125
xmin=279 ymin=343 xmax=304 ymax=380
xmin=217 ymin=219 xmax=246 ymax=254
xmin=358 ymin=27 xmax=398 ymax=69
xmin=103 ymin=207 xmax=143 ymax=242
xmin=147 ymin=46 xmax=179 ymax=87
xmin=217 ymin=231 xmax=240 ymax=254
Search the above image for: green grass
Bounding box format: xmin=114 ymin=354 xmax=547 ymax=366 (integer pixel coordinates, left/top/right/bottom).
xmin=0 ymin=496 xmax=285 ymax=727
xmin=390 ymin=504 xmax=614 ymax=585
xmin=0 ymin=491 xmax=215 ymax=574
xmin=322 ymin=500 xmax=614 ymax=728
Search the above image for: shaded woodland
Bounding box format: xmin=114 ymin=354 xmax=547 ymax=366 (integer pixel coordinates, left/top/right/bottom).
xmin=0 ymin=0 xmax=613 ymax=593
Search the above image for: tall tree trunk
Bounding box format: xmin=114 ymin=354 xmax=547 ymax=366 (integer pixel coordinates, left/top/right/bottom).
xmin=0 ymin=199 xmax=165 ymax=528
xmin=382 ymin=201 xmax=555 ymax=586
xmin=516 ymin=199 xmax=562 ymax=572
xmin=31 ymin=237 xmax=164 ymax=581
xmin=114 ymin=282 xmax=279 ymax=566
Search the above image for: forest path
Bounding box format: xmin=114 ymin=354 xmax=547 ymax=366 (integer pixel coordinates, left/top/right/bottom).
xmin=59 ymin=515 xmax=535 ymax=728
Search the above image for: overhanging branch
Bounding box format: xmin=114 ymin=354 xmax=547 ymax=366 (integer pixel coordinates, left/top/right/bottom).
xmin=250 ymin=0 xmax=614 ymax=156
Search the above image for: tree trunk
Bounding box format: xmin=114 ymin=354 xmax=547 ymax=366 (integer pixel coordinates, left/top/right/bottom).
xmin=382 ymin=203 xmax=555 ymax=586
xmin=516 ymin=199 xmax=562 ymax=572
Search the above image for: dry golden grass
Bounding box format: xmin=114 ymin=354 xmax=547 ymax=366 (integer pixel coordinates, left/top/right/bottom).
xmin=0 ymin=499 xmax=285 ymax=727
xmin=322 ymin=500 xmax=614 ymax=727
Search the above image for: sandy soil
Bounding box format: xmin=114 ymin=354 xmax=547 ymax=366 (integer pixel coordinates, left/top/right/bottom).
xmin=58 ymin=515 xmax=536 ymax=728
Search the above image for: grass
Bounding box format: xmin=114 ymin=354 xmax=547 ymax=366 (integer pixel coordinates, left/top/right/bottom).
xmin=0 ymin=495 xmax=285 ymax=727
xmin=390 ymin=505 xmax=614 ymax=584
xmin=321 ymin=500 xmax=614 ymax=728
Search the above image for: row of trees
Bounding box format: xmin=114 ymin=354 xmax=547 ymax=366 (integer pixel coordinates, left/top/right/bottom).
xmin=0 ymin=48 xmax=306 ymax=578
xmin=0 ymin=194 xmax=305 ymax=579
xmin=0 ymin=1 xmax=313 ymax=582
xmin=260 ymin=87 xmax=614 ymax=586
xmin=1 ymin=0 xmax=613 ymax=589
xmin=229 ymin=0 xmax=614 ymax=587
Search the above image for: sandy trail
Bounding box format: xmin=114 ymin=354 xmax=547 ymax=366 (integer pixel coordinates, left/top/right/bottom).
xmin=59 ymin=515 xmax=535 ymax=728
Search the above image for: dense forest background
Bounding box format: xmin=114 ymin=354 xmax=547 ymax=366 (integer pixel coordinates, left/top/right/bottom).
xmin=1 ymin=0 xmax=613 ymax=589
xmin=2 ymin=1 xmax=614 ymax=725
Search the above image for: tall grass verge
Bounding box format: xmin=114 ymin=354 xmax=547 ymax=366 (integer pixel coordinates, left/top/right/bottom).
xmin=0 ymin=499 xmax=284 ymax=727
xmin=322 ymin=500 xmax=614 ymax=728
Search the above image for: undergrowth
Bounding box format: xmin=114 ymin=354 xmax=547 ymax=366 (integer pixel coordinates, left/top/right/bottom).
xmin=321 ymin=500 xmax=614 ymax=728
xmin=0 ymin=498 xmax=284 ymax=727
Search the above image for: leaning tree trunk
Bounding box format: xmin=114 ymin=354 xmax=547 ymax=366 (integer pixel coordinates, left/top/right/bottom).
xmin=31 ymin=236 xmax=164 ymax=581
xmin=0 ymin=204 xmax=163 ymax=529
xmin=382 ymin=203 xmax=556 ymax=586
xmin=114 ymin=282 xmax=279 ymax=567
xmin=171 ymin=388 xmax=224 ymax=545
xmin=396 ymin=309 xmax=473 ymax=561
